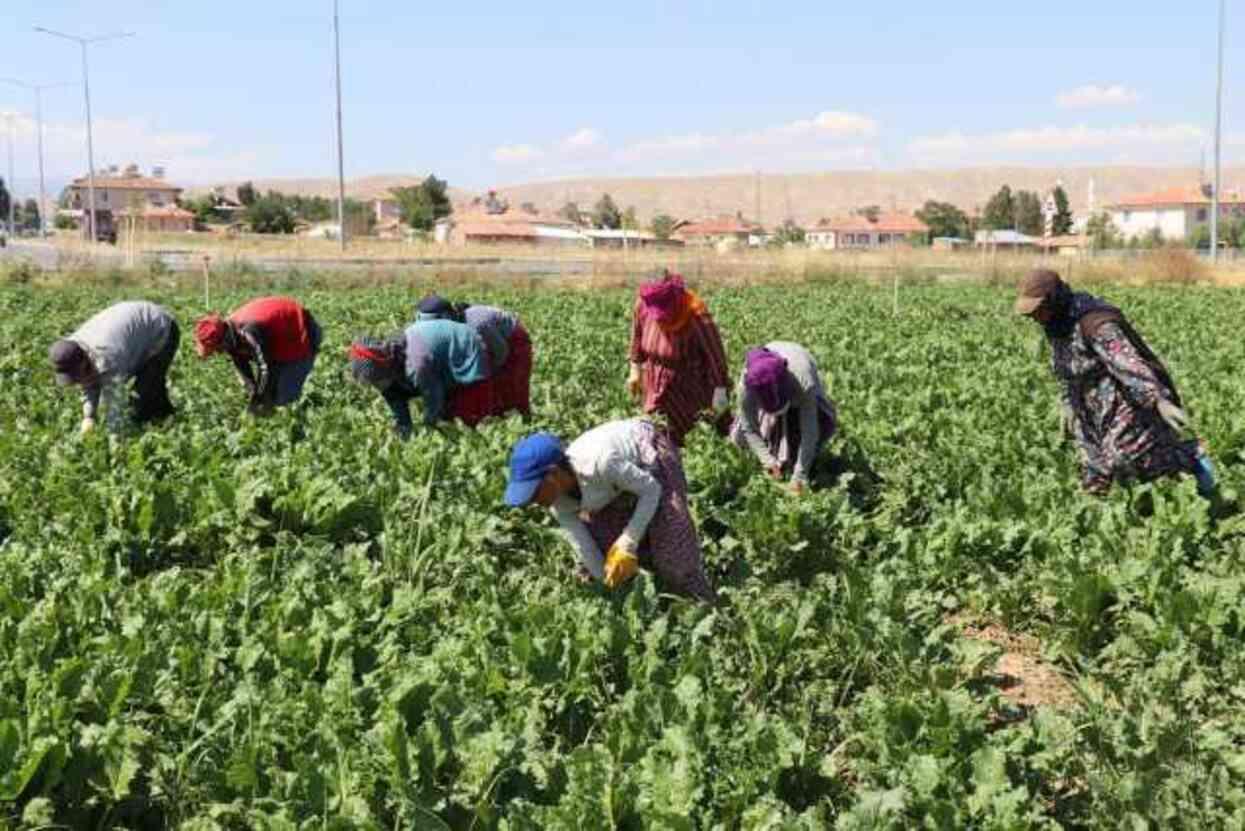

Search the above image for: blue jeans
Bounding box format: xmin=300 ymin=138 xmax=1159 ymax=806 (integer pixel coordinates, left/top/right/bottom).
xmin=273 ymin=315 xmax=322 ymax=406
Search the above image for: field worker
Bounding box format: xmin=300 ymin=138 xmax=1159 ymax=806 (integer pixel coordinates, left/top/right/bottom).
xmin=1015 ymin=269 xmax=1216 ymax=497
xmin=49 ymin=300 xmax=179 ymax=434
xmin=193 ymin=296 xmax=322 ymax=416
xmin=417 ymin=295 xmax=533 ymax=417
xmin=727 ymin=342 xmax=838 ymax=495
xmin=503 ymin=419 xmax=715 ymax=601
xmin=347 ymin=314 xmax=493 ymax=436
xmin=627 ymin=270 xmax=731 ymax=445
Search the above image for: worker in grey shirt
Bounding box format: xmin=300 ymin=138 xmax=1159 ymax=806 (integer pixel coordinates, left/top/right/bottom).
xmin=49 ymin=300 xmax=179 ymax=434
xmin=727 ymin=341 xmax=838 ymax=494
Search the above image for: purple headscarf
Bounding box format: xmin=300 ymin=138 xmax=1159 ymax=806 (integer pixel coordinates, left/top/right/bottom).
xmin=744 ymin=348 xmax=793 ymax=413
xmin=638 ymin=272 xmax=686 ymax=322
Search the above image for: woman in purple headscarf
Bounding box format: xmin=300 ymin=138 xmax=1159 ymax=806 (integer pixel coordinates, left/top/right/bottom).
xmin=728 ymin=342 xmax=838 ymax=494
xmin=627 ymin=270 xmax=731 ymax=446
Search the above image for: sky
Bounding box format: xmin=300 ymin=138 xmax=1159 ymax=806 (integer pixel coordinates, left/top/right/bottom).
xmin=0 ymin=0 xmax=1240 ymax=196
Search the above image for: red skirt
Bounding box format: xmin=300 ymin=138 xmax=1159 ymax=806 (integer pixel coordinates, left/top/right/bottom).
xmin=493 ymin=325 xmax=533 ymax=417
xmin=448 ymin=377 xmax=497 ymax=427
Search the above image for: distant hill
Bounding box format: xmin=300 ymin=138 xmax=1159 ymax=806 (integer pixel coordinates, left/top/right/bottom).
xmin=197 ymin=166 xmax=1245 ymax=226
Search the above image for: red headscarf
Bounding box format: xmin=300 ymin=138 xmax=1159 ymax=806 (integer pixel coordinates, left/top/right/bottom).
xmin=194 ymin=314 xmax=229 ymax=357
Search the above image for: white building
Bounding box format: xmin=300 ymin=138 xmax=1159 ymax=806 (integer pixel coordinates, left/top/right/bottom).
xmin=1108 ymin=187 xmax=1245 ymax=242
xmin=806 ymin=213 xmax=929 ymax=250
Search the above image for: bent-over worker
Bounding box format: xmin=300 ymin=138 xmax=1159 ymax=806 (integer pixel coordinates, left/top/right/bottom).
xmin=504 ymin=419 xmax=715 ymax=601
xmin=49 ymin=300 xmax=179 ymax=434
xmin=193 ymin=296 xmax=322 ymax=416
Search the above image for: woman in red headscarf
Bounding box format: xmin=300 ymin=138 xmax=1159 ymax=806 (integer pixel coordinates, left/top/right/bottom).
xmin=627 ymin=270 xmax=730 ymax=446
xmin=193 ymin=296 xmax=322 ymax=416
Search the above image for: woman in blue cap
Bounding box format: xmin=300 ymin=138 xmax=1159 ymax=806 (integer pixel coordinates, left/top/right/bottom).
xmin=504 ymin=419 xmax=715 ymax=601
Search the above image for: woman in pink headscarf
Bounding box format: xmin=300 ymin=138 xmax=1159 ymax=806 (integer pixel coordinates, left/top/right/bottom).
xmin=627 ymin=270 xmax=730 ymax=446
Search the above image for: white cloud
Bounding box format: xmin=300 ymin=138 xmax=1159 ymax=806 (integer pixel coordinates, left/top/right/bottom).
xmin=1055 ymin=84 xmax=1142 ymax=109
xmin=909 ymin=123 xmax=1204 ymax=160
xmin=619 ymin=110 xmax=879 ymax=162
xmin=739 ymin=111 xmax=878 ymax=146
xmin=0 ymin=113 xmax=262 ymax=185
xmin=491 ymin=143 xmax=544 ymax=164
xmin=559 ymin=127 xmax=604 ymax=151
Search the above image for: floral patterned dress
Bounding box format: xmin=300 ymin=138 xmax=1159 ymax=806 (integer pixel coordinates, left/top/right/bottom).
xmin=1050 ymin=319 xmax=1200 ymax=493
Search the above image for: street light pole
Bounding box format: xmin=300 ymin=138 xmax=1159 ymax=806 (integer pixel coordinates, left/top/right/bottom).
xmin=3 ymin=113 xmax=14 ymax=235
xmin=1212 ymin=0 xmax=1226 ymax=263
xmin=34 ymin=27 xmax=134 ymax=243
xmin=1 ymin=80 xmax=74 ymax=236
xmin=332 ymin=0 xmax=347 ymax=252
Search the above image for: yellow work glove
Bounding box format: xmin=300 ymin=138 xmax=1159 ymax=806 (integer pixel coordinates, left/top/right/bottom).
xmin=603 ymin=543 xmax=639 ymax=589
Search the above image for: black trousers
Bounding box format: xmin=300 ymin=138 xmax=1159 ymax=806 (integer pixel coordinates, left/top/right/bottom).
xmin=132 ymin=321 xmax=179 ymax=423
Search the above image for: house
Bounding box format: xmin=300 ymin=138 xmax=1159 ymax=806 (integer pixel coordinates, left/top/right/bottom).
xmin=434 ymin=207 xmax=587 ymax=247
xmin=374 ymin=198 xmax=401 ymax=225
xmin=581 ymin=229 xmax=684 ymax=250
xmin=118 ymin=204 xmax=195 ymax=233
xmin=974 ymin=230 xmax=1040 ymax=251
xmin=675 ymin=214 xmax=760 ymax=248
xmin=1037 ymin=234 xmax=1088 ymax=256
xmin=1108 ymin=186 xmax=1245 ymax=242
xmin=805 ymin=213 xmax=929 ymax=250
xmin=65 ymin=164 xmax=183 ymax=214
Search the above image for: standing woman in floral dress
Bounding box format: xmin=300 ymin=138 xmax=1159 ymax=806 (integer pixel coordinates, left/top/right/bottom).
xmin=626 ymin=270 xmax=731 ymax=445
xmin=1015 ymin=269 xmax=1216 ymax=497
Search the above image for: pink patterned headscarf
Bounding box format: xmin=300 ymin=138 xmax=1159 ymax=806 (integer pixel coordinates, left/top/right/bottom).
xmin=638 ymin=272 xmax=687 ymax=322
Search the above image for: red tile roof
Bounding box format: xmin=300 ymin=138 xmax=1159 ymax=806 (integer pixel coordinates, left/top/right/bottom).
xmin=812 ymin=213 xmax=929 ymax=234
xmin=70 ymin=175 xmax=182 ymax=192
xmin=1111 ymin=186 xmax=1245 ymax=208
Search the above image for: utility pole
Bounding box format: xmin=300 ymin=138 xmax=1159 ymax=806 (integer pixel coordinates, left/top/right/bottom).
xmin=35 ymin=27 xmax=134 ymax=243
xmin=2 ymin=79 xmax=74 ymax=236
xmin=3 ymin=113 xmax=14 ymax=235
xmin=1212 ymin=0 xmax=1226 ymax=263
xmin=332 ymin=0 xmax=347 ymax=252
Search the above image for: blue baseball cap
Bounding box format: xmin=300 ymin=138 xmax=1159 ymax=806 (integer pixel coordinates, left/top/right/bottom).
xmin=504 ymin=432 xmax=566 ymax=507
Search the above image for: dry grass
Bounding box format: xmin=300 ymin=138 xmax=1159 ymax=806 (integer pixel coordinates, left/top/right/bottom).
xmin=17 ymin=233 xmax=1245 ymax=290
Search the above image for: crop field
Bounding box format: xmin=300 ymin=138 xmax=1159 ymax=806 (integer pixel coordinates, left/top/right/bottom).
xmin=3 ymin=279 xmax=1245 ymax=829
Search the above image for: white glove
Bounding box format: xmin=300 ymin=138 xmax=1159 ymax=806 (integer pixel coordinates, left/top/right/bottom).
xmin=80 ymin=417 xmax=96 ymax=435
xmin=712 ymin=387 xmax=729 ymax=414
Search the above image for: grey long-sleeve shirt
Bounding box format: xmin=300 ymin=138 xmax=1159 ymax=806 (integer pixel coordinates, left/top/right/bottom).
xmin=68 ymin=301 xmax=174 ymax=421
xmin=735 ymin=341 xmax=824 ymax=483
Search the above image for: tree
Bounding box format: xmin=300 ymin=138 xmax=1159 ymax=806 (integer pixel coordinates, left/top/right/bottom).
xmin=593 ymin=194 xmax=622 ymax=230
xmin=770 ymin=220 xmax=806 ymax=246
xmin=855 ymin=205 xmax=881 ymax=223
xmin=1014 ymin=190 xmax=1044 ymax=236
xmin=651 ymin=214 xmax=676 ymax=240
xmin=245 ymin=194 xmax=296 ymax=234
xmin=1085 ymin=212 xmax=1122 ymax=249
xmin=982 ymin=185 xmax=1015 ymax=230
xmin=392 ymin=175 xmax=452 ymax=232
xmin=622 ymin=206 xmax=638 ymax=230
xmin=237 ymin=181 xmax=257 ymax=207
xmin=915 ymin=200 xmax=970 ymax=240
xmin=1051 ymin=186 xmax=1073 ymax=235
xmin=21 ymin=199 xmax=40 ymax=232
xmin=0 ymin=177 xmax=9 ymax=228
xmin=1188 ymin=224 xmax=1211 ymax=250
xmin=185 ymin=196 xmax=222 ymax=229
xmin=558 ymin=202 xmax=582 ymax=224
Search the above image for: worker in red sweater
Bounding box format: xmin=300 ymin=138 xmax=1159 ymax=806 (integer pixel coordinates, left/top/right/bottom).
xmin=193 ymin=296 xmax=323 ymax=416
